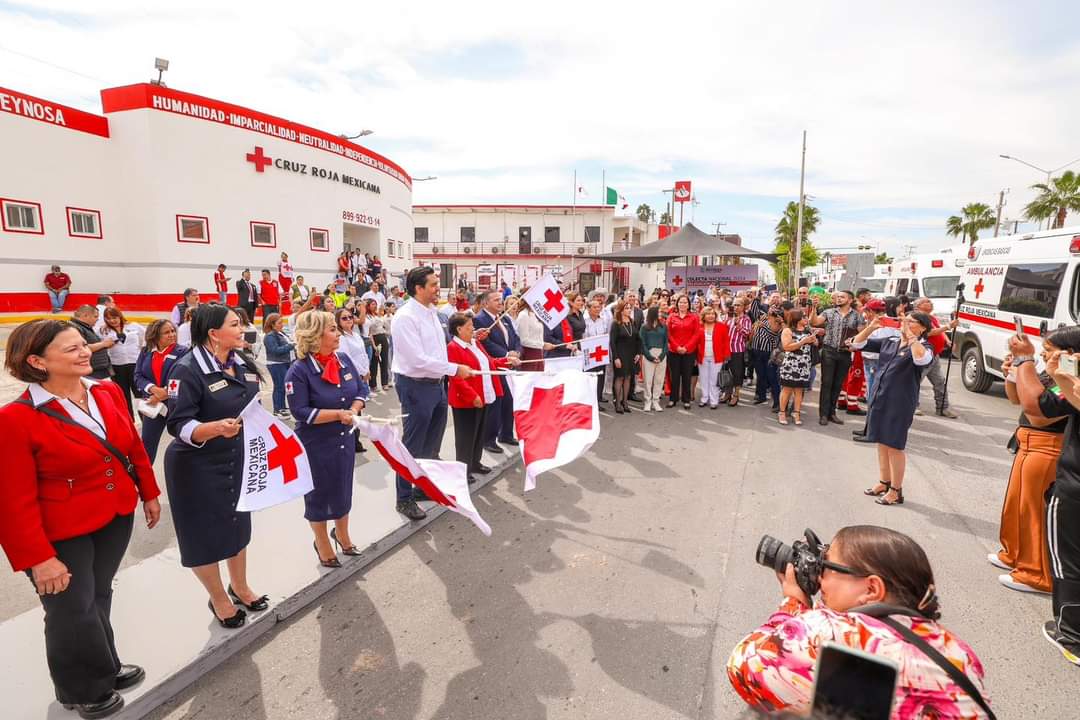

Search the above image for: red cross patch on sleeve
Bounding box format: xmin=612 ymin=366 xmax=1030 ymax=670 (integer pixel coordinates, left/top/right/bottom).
xmin=167 ymin=379 xmax=181 ymax=398
xmin=285 ymin=381 xmax=294 ymax=395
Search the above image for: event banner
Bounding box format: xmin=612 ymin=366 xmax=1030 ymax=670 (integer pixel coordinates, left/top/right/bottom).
xmin=665 ymin=265 xmax=758 ymax=292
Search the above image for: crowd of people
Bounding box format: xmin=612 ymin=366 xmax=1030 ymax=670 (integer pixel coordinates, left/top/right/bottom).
xmin=8 ymin=259 xmax=1080 ymax=719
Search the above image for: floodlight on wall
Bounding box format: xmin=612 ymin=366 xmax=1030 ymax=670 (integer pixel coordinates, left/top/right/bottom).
xmin=152 ymin=58 xmax=169 ymax=86
xmin=339 ymin=130 xmax=374 ymax=139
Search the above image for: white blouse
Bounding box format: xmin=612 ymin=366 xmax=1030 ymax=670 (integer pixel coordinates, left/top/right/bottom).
xmin=102 ymin=323 xmax=144 ymax=365
xmin=516 ymin=310 xmax=545 ymax=349
xmin=339 ymin=329 xmax=371 ymax=376
xmin=453 ymin=336 xmax=496 ymax=403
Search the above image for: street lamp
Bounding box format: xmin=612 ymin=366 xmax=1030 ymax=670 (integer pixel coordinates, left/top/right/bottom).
xmin=999 ymin=153 xmax=1080 ymax=229
xmin=412 ymin=176 xmax=437 ymax=182
xmin=339 ymin=130 xmax=374 ymax=140
xmin=152 ymin=57 xmax=169 ymax=86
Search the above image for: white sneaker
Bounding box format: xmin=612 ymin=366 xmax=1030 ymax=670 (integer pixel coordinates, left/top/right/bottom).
xmin=643 ymin=404 xmax=652 ymax=412
xmin=914 ymin=408 xmax=924 ymax=416
xmin=998 ymin=574 xmax=1049 ymax=594
xmin=987 ymin=553 xmax=1012 ymax=571
xmin=654 ymin=402 xmax=664 ymax=412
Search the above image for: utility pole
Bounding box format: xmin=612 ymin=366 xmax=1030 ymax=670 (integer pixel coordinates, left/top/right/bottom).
xmin=994 ymin=188 xmax=1008 ymax=237
xmin=793 ymin=130 xmax=807 ymax=293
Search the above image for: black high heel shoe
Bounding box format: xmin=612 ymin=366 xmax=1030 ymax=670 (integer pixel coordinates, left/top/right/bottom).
xmin=227 ymin=584 xmax=270 ymax=612
xmin=208 ymin=599 xmax=246 ymax=629
xmin=330 ymin=528 xmax=362 ymax=556
xmin=314 ymin=541 xmax=342 ymax=568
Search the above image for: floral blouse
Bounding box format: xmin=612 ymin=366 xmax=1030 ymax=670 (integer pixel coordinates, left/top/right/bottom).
xmin=727 ymin=597 xmax=991 ymax=719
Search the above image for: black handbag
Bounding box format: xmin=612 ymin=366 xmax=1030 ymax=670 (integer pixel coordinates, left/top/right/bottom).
xmin=718 ymin=362 xmax=734 ymax=389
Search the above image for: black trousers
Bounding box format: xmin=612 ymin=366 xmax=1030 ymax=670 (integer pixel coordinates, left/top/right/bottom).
xmin=261 ymin=303 xmax=279 ymax=319
xmin=723 ymin=352 xmax=746 ymax=394
xmin=452 ymin=405 xmax=488 ymax=472
xmin=819 ymin=347 xmax=853 ymax=419
xmin=668 ymin=352 xmax=694 ymax=404
xmin=28 ymin=513 xmax=134 ymax=704
xmin=1048 ymin=489 xmax=1080 ymax=650
xmin=371 ymin=334 xmax=390 ymax=389
xmin=241 ymin=302 xmax=257 ymax=322
xmin=111 ymin=364 xmax=136 ymax=418
xmin=590 ymin=367 xmax=606 ymax=403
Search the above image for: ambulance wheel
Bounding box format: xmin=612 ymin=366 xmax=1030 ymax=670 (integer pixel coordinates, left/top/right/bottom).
xmin=962 ymin=346 xmax=993 ymax=393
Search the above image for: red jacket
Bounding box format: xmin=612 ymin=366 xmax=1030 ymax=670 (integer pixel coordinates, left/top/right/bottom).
xmin=447 ymin=339 xmax=510 ymax=409
xmin=0 ymin=380 xmax=160 ymax=572
xmin=667 ymin=312 xmax=701 ymax=354
xmin=695 ymin=322 xmax=732 ymax=363
xmin=259 ymin=279 xmax=281 ymax=305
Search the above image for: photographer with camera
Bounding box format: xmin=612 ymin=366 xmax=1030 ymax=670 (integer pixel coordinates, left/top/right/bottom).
xmin=728 ymin=525 xmax=992 ymax=719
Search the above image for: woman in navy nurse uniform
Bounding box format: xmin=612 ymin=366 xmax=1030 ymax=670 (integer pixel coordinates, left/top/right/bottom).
xmin=133 ymin=319 xmax=188 ymax=462
xmin=164 ymin=305 xmax=269 ymax=629
xmin=286 ymin=310 xmax=368 ymax=568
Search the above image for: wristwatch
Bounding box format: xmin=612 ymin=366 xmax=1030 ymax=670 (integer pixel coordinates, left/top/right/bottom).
xmin=1012 ymin=356 xmax=1034 ymax=367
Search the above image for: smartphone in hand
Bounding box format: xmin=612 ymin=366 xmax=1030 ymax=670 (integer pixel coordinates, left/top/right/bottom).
xmin=812 ymin=642 xmax=897 ymax=720
xmin=1013 ymin=315 xmax=1025 ymax=340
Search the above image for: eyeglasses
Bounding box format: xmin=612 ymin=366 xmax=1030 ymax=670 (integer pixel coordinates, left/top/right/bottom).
xmin=340 ymin=314 xmax=353 ymax=320
xmin=819 ymin=545 xmax=868 ymax=578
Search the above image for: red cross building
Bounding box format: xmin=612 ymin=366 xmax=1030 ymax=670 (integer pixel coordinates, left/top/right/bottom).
xmin=267 ymin=425 xmax=304 ymax=483
xmin=246 ymin=146 xmax=272 ymax=173
xmin=543 ymin=289 xmax=565 ymax=313
xmin=973 ymin=278 xmax=985 ymax=299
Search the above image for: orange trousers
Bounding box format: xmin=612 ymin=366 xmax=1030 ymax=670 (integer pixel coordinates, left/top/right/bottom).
xmin=998 ymin=427 xmax=1062 ymax=592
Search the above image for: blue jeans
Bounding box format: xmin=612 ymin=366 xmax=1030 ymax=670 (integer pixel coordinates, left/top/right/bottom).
xmin=751 ymin=349 xmax=780 ymax=406
xmin=218 ymin=291 xmax=228 ymax=304
xmin=865 ymin=358 xmax=879 ymax=402
xmin=48 ymin=288 xmax=68 ymax=312
xmin=394 ymin=374 xmax=448 ymax=501
xmin=269 ymin=363 xmax=289 ymax=412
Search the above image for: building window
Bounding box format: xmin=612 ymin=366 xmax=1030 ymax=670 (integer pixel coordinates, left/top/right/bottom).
xmin=176 ymin=214 xmax=210 ymax=244
xmin=584 ymin=225 xmax=600 ymax=243
xmin=249 ymin=220 xmax=277 ymax=248
xmin=387 ymin=238 xmax=395 ymax=257
xmin=461 ymin=226 xmax=476 ymax=243
xmin=397 ymin=240 xmax=404 ymax=257
xmin=415 ymin=227 xmax=429 ymax=242
xmin=309 ymin=227 xmax=329 ymax=252
xmin=545 ymin=226 xmax=560 ymax=243
xmin=1 ymin=198 xmax=44 ymax=234
xmin=66 ymin=207 xmax=103 ymax=239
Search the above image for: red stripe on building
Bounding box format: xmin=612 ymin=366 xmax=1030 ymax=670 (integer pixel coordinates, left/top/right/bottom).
xmin=99 ymin=84 xmax=410 ymax=189
xmin=0 ymin=292 xmax=235 ymax=313
xmin=957 ymin=311 xmax=1040 ymax=337
xmin=0 ymin=86 xmax=109 ymax=138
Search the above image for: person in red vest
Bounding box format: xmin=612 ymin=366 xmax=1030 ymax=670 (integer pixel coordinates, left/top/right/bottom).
xmin=0 ymin=319 xmax=161 ymax=719
xmin=259 ymin=269 xmax=281 ymax=319
xmin=213 ymin=264 xmax=230 ymax=304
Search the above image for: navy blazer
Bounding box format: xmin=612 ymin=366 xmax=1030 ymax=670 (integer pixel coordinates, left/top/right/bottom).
xmin=473 ymin=308 xmax=520 ymax=358
xmin=134 ymin=345 xmax=189 ymax=398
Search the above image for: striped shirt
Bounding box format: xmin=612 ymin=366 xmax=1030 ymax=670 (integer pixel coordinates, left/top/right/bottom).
xmin=727 ymin=315 xmax=753 ymax=353
xmin=751 ymin=324 xmax=781 ymax=352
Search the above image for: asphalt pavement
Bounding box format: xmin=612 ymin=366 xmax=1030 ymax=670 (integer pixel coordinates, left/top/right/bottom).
xmin=133 ymin=366 xmax=1075 ymax=720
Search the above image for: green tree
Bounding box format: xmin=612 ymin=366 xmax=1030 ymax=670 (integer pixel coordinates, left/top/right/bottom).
xmin=659 ymin=210 xmax=673 ymax=225
xmin=874 ymin=252 xmax=893 ymax=263
xmin=772 ymin=201 xmax=821 ymax=289
xmin=1024 ymin=171 xmax=1080 ymax=230
xmin=636 ymin=203 xmax=655 ymax=223
xmin=945 ymin=203 xmax=995 ymax=246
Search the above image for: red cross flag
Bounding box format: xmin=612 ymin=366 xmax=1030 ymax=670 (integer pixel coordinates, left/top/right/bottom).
xmin=353 ymin=417 xmax=491 ymax=536
xmin=236 ymin=397 xmax=314 ymax=511
xmin=522 ymin=273 xmax=570 ymax=330
xmin=507 ymin=369 xmax=600 ymax=491
xmin=580 ymin=335 xmax=610 ymax=370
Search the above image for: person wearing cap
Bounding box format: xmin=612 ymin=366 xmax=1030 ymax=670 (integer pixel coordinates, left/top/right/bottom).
xmin=858 ymin=299 xmax=899 ymax=404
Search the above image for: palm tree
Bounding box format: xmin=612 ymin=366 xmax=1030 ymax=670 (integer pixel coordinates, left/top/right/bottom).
xmin=635 ymin=203 xmax=655 ymax=223
xmin=772 ymin=201 xmax=821 ymax=288
xmin=945 ymin=203 xmax=995 ymax=246
xmin=1024 ymin=171 xmax=1080 ymax=230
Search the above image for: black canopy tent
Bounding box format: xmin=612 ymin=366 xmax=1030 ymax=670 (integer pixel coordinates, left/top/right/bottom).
xmin=589 ymin=222 xmax=779 ymax=263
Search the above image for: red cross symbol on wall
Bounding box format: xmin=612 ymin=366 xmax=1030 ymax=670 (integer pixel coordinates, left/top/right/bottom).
xmin=972 ymin=278 xmax=985 ymax=299
xmin=588 ymin=345 xmax=608 ymax=364
xmin=246 ymin=146 xmax=272 ymax=172
xmin=672 ymin=275 xmax=684 ymax=286
xmin=543 ymin=289 xmax=565 ymax=312
xmin=267 ymin=424 xmax=303 ymax=483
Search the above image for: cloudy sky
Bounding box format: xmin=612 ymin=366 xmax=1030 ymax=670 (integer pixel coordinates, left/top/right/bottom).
xmin=3 ymin=0 xmax=1079 ymax=258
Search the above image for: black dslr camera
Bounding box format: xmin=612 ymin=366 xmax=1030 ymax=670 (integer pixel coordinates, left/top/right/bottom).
xmin=756 ymin=528 xmax=827 ymax=597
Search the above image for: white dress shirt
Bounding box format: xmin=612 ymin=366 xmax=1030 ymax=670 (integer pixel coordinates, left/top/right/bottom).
xmin=361 ymin=290 xmax=386 ymax=308
xmin=28 ymin=377 xmax=106 ymax=439
xmin=453 ymin=337 xmax=496 ymax=403
xmin=102 ymin=323 xmax=144 ymax=365
xmin=584 ymin=312 xmax=611 ymax=338
xmin=339 ymin=329 xmax=371 ymax=376
xmin=390 ymin=298 xmax=458 ymax=379
xmin=177 ymin=322 xmax=192 ymax=348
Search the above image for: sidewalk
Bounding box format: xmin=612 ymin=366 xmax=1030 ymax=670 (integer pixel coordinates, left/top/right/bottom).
xmin=0 ymin=383 xmax=522 ymax=719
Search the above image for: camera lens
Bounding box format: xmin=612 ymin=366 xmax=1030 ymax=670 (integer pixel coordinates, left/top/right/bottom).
xmin=756 ymin=535 xmax=794 ymax=573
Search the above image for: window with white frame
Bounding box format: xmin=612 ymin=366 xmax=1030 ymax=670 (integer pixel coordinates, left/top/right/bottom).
xmin=250 ymin=221 xmax=276 ymax=248
xmin=309 ymin=227 xmax=329 ymax=251
xmin=397 ymin=240 xmax=404 ymax=257
xmin=1 ymin=199 xmax=43 ymax=233
xmin=67 ymin=207 xmax=102 ymax=238
xmin=176 ymin=214 xmax=209 ymax=243
xmin=387 ymin=238 xmax=395 ymax=257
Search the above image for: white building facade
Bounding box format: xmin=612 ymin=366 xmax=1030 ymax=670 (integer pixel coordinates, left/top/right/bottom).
xmin=0 ymin=82 xmax=413 ymax=312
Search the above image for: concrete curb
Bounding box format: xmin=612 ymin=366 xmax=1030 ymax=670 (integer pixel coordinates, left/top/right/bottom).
xmin=116 ymin=451 xmax=521 ymax=720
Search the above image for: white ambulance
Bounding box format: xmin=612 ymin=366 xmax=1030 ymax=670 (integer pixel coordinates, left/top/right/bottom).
xmin=884 ymin=247 xmax=966 ymax=320
xmin=855 ymin=264 xmax=891 ymax=298
xmin=953 ymin=225 xmax=1080 ymax=393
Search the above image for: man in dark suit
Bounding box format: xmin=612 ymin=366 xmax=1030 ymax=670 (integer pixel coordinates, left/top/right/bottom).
xmin=235 ymin=268 xmax=258 ymax=320
xmin=473 ymin=289 xmax=520 ymax=453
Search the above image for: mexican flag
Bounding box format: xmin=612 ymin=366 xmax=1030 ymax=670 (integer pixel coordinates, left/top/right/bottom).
xmin=605 ymin=187 xmax=629 ymax=209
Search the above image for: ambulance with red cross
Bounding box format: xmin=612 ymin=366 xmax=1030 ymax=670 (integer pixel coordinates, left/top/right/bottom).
xmin=952 ymin=225 xmax=1080 ymax=393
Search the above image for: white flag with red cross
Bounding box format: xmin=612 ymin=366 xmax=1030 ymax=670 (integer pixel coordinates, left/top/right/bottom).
xmin=236 ymin=397 xmax=314 ymax=512
xmin=522 ymin=273 xmax=570 ymax=330
xmin=353 ymin=417 xmax=491 ymax=536
xmin=579 ymin=335 xmax=611 ymax=370
xmin=507 ymin=369 xmax=599 ymax=491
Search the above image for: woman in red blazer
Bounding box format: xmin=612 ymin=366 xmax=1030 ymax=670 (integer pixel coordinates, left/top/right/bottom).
xmin=446 ymin=313 xmax=517 ymax=482
xmin=666 ymin=294 xmax=701 ymax=409
xmin=694 ymin=306 xmax=732 ymax=408
xmin=0 ymin=320 xmax=161 ymax=720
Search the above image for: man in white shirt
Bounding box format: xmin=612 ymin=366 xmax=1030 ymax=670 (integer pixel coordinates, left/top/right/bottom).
xmin=361 ymin=280 xmax=387 ymax=308
xmin=584 ymin=298 xmax=611 ymax=405
xmin=390 ymin=267 xmax=473 ymax=520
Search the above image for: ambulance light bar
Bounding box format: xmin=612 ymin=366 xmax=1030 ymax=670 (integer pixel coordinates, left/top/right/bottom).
xmin=1071 ymin=236 xmax=1080 ymax=254
xmin=931 ymin=259 xmax=944 ymax=268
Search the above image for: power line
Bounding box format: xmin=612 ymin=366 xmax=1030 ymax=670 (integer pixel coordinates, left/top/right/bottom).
xmin=0 ymin=44 xmax=108 ymax=83
xmin=821 ymin=216 xmax=942 ymax=230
